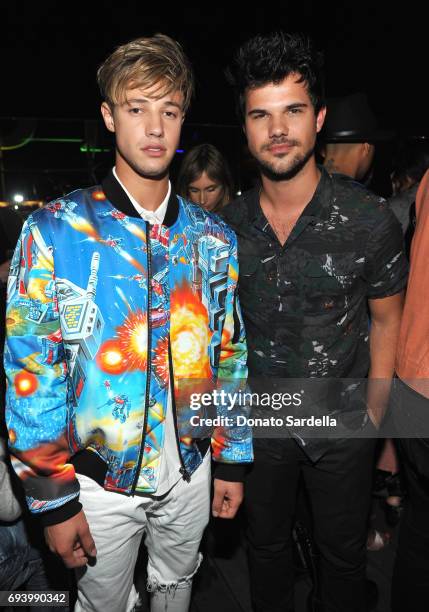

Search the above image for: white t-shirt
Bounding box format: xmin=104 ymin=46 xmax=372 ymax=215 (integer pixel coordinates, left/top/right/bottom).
xmin=112 ymin=168 xmax=181 ymax=495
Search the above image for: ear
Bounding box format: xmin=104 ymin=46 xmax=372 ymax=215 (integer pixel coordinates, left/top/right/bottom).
xmin=363 ymin=142 xmax=372 ymax=156
xmin=101 ymin=102 xmax=115 ymax=133
xmin=316 ymin=106 xmax=327 ymax=133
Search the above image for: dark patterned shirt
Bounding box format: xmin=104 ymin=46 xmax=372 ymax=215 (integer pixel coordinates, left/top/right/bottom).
xmin=222 ymin=168 xmax=408 ymax=381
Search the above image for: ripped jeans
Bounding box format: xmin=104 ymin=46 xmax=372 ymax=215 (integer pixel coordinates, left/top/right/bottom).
xmin=74 ymin=452 xmax=210 ymax=612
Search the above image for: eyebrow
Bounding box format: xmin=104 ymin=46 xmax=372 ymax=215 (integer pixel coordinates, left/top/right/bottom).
xmin=247 ymin=102 xmax=308 ymax=115
xmin=126 ymin=98 xmax=183 ymax=109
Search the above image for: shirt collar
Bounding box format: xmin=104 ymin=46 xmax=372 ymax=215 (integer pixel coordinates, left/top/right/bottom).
xmin=112 ymin=166 xmax=171 ymax=224
xmin=247 ymin=166 xmax=334 ymax=229
xmin=101 ymin=169 xmax=179 ymax=227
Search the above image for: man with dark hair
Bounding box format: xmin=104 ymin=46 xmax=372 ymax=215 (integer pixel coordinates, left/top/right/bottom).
xmin=224 ymin=32 xmax=407 ymax=612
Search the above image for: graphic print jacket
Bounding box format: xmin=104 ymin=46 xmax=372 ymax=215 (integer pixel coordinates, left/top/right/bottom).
xmin=4 ymin=172 xmax=252 ymax=525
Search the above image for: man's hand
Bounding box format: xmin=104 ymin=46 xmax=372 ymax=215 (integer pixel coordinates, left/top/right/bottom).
xmin=44 ymin=509 xmax=97 ymax=568
xmin=212 ymin=479 xmax=243 ymax=519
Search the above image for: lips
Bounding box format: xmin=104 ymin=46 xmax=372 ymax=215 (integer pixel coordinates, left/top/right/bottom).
xmin=142 ymin=145 xmax=166 ymax=157
xmin=268 ymin=143 xmax=294 ymax=154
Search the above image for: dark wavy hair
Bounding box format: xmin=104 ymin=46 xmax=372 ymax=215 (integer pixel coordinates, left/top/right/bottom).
xmin=226 ymin=31 xmax=325 ymax=122
xmin=176 ymin=144 xmax=235 ymax=211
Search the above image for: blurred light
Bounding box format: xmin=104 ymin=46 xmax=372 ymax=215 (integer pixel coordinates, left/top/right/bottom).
xmin=236 ymin=191 xmax=242 ymax=196
xmin=92 ymin=191 xmax=106 ymax=201
xmin=13 ymin=194 xmax=24 ymax=203
xmin=80 ymin=145 xmax=110 ymax=153
xmin=14 ymin=205 xmax=19 ymax=210
xmin=176 ymin=149 xmax=185 ymax=154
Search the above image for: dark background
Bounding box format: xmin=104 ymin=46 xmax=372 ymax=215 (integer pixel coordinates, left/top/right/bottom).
xmin=1 ymin=2 xmax=425 ymax=202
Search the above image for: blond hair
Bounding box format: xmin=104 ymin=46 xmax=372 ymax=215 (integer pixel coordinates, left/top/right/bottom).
xmin=97 ymin=34 xmax=194 ymax=111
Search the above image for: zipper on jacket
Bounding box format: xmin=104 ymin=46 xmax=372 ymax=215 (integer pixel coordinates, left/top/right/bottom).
xmin=168 ymin=338 xmax=191 ymax=482
xmin=131 ymin=221 xmax=152 ymax=494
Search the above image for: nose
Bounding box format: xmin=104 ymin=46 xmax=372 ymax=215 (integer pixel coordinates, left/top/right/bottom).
xmin=269 ymin=114 xmax=288 ymax=138
xmin=145 ymin=111 xmax=163 ymax=138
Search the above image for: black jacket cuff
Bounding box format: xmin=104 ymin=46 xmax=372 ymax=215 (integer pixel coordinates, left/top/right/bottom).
xmin=38 ymin=498 xmax=82 ymax=528
xmin=213 ymin=462 xmax=249 ymax=482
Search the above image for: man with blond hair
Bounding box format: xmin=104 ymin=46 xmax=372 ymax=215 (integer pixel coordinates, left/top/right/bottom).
xmin=4 ymin=34 xmax=251 ymax=611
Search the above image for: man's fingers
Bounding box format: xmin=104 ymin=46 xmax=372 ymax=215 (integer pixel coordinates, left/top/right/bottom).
xmin=213 ymin=480 xmax=244 ymax=519
xmin=72 ymin=546 xmax=88 ymax=559
xmin=212 ymin=487 xmax=224 ymax=517
xmin=56 ymin=546 xmax=88 ymax=569
xmin=224 ymin=497 xmax=242 ymax=519
xmin=217 ymin=497 xmax=240 ymax=519
xmin=217 ymin=501 xmax=231 ymax=519
xmin=57 ymin=542 xmax=89 ymax=568
xmin=78 ymin=524 xmax=97 ymax=558
xmin=65 ymin=554 xmax=88 ymax=568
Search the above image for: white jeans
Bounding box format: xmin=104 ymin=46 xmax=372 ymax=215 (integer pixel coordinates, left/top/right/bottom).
xmin=74 ymin=452 xmax=210 ymax=612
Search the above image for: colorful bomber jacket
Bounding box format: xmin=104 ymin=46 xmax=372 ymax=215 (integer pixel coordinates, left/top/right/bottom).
xmin=4 ymin=172 xmax=252 ymax=525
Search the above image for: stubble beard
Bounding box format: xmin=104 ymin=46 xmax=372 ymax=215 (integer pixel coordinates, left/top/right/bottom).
xmin=255 ymin=143 xmax=315 ymax=182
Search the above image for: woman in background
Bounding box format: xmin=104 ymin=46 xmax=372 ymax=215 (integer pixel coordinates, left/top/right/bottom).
xmin=176 ymin=143 xmax=234 ymax=213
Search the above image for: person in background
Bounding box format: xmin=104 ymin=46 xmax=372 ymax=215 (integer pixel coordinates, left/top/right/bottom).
xmin=0 ymin=206 xmax=23 ymax=288
xmin=0 ymin=436 xmax=52 ymax=611
xmin=392 ymin=167 xmax=429 ymax=611
xmin=321 ymin=93 xmax=403 ymax=547
xmin=388 ymin=140 xmax=429 ymax=255
xmin=176 ymin=143 xmax=234 ymax=213
xmin=321 ymin=92 xmax=392 ymax=183
xmin=0 ymin=207 xmax=52 ymax=609
xmin=373 ymin=129 xmax=420 ymax=527
xmin=0 ymin=206 xmax=23 ymax=412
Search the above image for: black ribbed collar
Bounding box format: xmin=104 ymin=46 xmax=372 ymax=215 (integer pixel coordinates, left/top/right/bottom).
xmin=101 ymin=169 xmax=180 ymax=227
